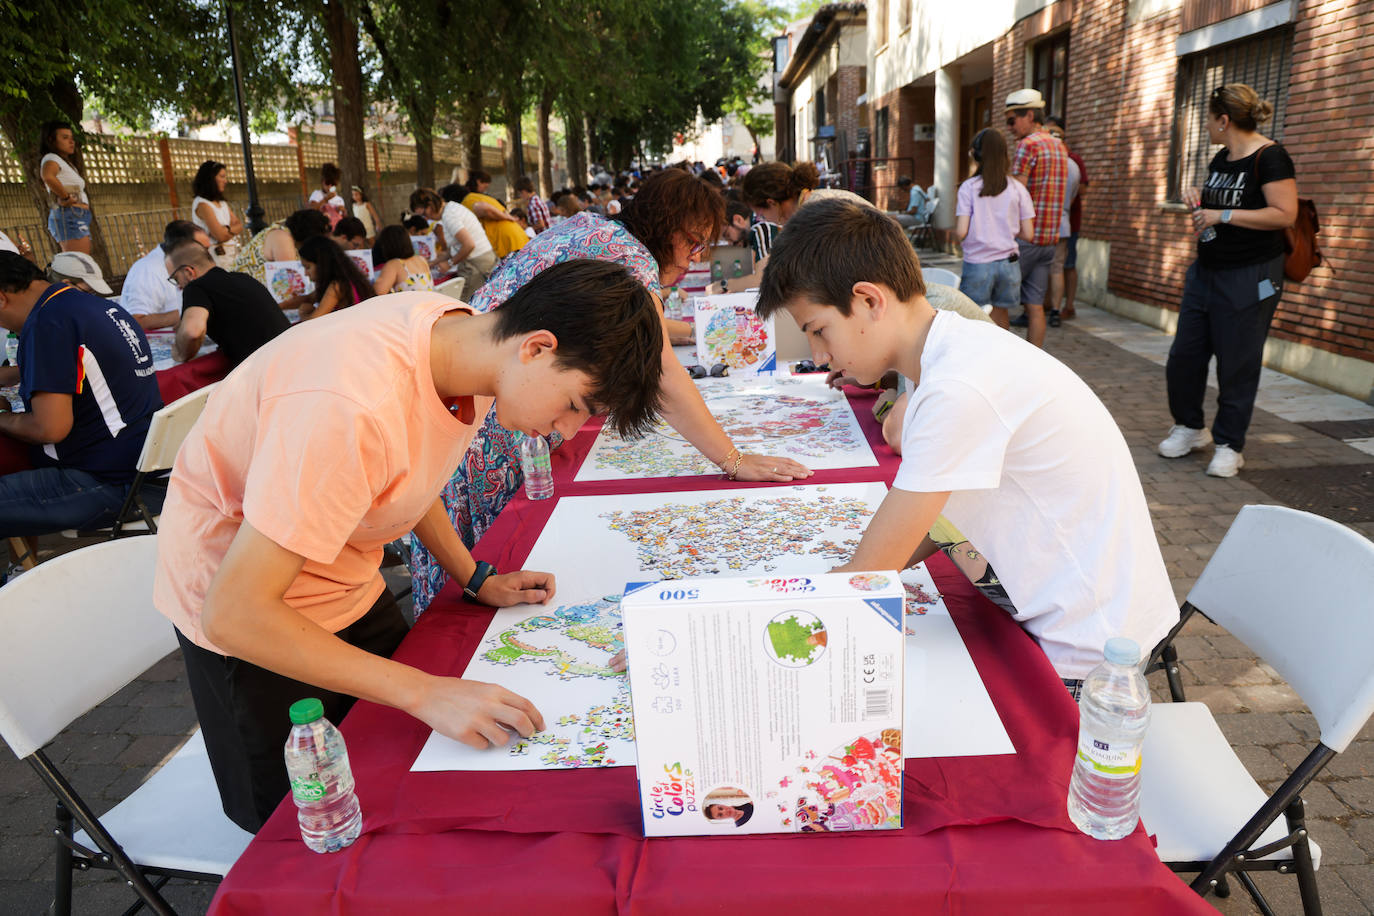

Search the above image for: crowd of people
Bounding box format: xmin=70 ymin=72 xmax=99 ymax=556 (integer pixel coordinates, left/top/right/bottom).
xmin=0 ymin=80 xmax=1298 ymax=835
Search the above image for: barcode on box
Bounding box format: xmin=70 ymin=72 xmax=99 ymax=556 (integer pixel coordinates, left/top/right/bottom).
xmin=863 ymin=688 xmax=892 ymax=720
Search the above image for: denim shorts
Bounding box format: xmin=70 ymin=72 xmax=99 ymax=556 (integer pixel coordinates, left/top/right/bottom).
xmin=958 ymin=258 xmax=1021 ymax=310
xmin=47 ymin=205 xmax=93 ymax=243
xmin=1064 ymin=233 xmax=1079 ymax=270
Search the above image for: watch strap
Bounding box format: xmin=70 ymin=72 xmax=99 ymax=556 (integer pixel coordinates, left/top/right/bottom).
xmin=463 ymin=560 xmax=497 ymax=602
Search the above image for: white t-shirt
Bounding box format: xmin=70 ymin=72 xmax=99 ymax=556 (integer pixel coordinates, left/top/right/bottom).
xmin=1060 ymin=158 xmax=1081 ymax=240
xmin=440 ymin=200 xmax=494 ymax=260
xmin=893 ymin=311 xmax=1177 ymax=678
xmin=41 ymin=153 xmax=87 ymax=204
xmin=0 ymin=230 xmax=18 ymax=254
xmin=120 ymin=246 xmax=181 ymax=317
xmin=309 ymin=188 xmax=346 ymax=210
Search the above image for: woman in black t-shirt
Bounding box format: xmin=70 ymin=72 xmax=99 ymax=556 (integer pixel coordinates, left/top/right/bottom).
xmin=1159 ymin=83 xmax=1298 ymax=479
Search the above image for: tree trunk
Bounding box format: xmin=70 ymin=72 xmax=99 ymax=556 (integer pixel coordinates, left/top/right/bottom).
xmin=0 ymin=111 xmax=53 ymax=222
xmin=322 ymin=0 xmax=369 ymax=198
xmin=536 ymin=90 xmax=555 ymax=198
xmin=503 ymin=100 xmax=524 ymax=194
xmin=583 ymin=114 xmax=597 ymax=178
xmin=413 ymin=104 xmax=436 ymax=189
xmin=458 ymin=102 xmax=484 ymax=184
xmin=565 ymin=114 xmax=586 ymax=189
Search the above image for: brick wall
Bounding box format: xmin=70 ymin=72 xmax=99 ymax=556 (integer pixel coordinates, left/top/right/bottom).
xmin=836 ymin=65 xmax=865 ymax=158
xmin=870 ymin=84 xmax=935 ymax=192
xmin=992 ymin=0 xmax=1374 ymax=366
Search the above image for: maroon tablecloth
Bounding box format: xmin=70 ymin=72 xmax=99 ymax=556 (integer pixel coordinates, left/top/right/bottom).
xmin=209 ymin=387 xmax=1214 ymax=915
xmin=156 ymin=351 xmax=231 ymax=404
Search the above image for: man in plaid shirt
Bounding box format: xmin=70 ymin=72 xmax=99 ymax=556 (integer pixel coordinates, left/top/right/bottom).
xmin=1006 ymin=89 xmax=1068 ymax=349
xmin=514 ymin=177 xmax=551 ymax=233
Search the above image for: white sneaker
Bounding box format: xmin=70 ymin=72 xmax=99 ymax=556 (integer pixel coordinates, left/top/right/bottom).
xmin=1158 ymin=425 xmax=1212 ymax=458
xmin=1206 ymin=445 xmax=1244 ymax=478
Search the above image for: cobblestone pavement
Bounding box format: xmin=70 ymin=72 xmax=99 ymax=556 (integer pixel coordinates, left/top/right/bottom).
xmin=1 ymin=296 xmax=1372 ymax=914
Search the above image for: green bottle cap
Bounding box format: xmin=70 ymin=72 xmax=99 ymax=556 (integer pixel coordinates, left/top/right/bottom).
xmin=289 ymin=697 xmax=325 ymax=725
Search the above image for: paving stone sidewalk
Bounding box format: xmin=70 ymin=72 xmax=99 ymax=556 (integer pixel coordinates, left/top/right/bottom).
xmin=1 ymin=301 xmax=1372 ymax=914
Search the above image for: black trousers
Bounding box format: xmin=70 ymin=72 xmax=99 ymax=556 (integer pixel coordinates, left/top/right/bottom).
xmin=176 ymin=588 xmax=408 ymax=833
xmin=1165 ymin=254 xmax=1284 ymax=452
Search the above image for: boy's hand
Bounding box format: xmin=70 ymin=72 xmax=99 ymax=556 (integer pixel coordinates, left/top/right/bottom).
xmin=477 ymin=569 xmax=556 ymax=606
xmin=734 ymin=453 xmax=813 ymax=482
xmin=415 ymin=676 xmax=546 ymax=749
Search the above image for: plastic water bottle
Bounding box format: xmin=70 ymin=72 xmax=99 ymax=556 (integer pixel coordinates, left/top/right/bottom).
xmin=1067 ymin=637 xmax=1152 ymax=840
xmin=519 ymin=434 xmax=554 ymax=500
xmin=5 ymin=333 xmax=17 ymax=367
xmin=1195 ymin=207 xmax=1217 ymax=243
xmin=283 ymin=698 xmax=362 ymax=853
xmin=732 ymin=259 xmax=744 ymax=278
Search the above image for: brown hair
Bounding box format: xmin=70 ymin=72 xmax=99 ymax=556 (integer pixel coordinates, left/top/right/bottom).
xmin=972 ymin=128 xmax=1010 ymax=197
xmin=615 ymin=168 xmax=724 ymax=269
xmin=757 ymin=198 xmax=926 ymax=318
xmin=409 ymin=187 xmax=443 ymax=213
xmin=1209 ymin=83 xmax=1274 ymax=132
xmin=740 ymin=161 xmax=820 ymax=208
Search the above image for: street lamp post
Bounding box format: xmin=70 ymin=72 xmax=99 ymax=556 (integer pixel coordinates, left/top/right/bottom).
xmin=225 ymin=0 xmax=267 ymax=235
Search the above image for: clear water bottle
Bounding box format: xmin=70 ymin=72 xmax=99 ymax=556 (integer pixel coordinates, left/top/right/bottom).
xmin=519 ymin=434 xmax=554 ymax=500
xmin=5 ymin=333 xmax=17 ymax=367
xmin=1067 ymin=637 xmax=1152 ymax=840
xmin=1195 ymin=207 xmax=1217 ymax=243
xmin=284 ymin=698 xmax=362 ymax=853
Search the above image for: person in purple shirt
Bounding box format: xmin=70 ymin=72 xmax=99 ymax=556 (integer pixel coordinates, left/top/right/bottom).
xmin=955 ymin=128 xmax=1035 ymax=329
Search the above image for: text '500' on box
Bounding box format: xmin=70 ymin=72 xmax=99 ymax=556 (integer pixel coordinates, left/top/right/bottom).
xmin=621 ymin=572 xmax=905 ymax=836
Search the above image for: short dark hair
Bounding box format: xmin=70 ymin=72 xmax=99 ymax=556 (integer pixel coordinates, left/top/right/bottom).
xmin=165 ymin=237 xmax=214 ymax=270
xmin=402 ymin=214 xmax=430 ymax=232
xmin=439 ymin=183 xmax=466 ymax=204
xmin=757 ymin=199 xmax=925 ymax=319
xmin=492 ymin=259 xmax=663 ymax=437
xmin=0 ymin=251 xmax=45 ymax=292
xmin=320 ymin=162 xmax=341 ymax=186
xmin=897 ymin=175 xmax=913 ymax=188
xmin=161 ymin=220 xmax=202 ymax=253
xmin=725 ymin=200 xmax=752 ymax=224
xmin=1045 ymin=115 xmax=1065 ymax=131
xmin=283 ymin=208 xmax=331 ymax=244
xmin=333 ymin=216 xmax=367 ymax=240
xmin=192 ymin=160 xmax=226 ymax=201
xmin=410 ymin=188 xmax=443 ymax=212
xmin=615 ymin=168 xmax=724 ymax=269
xmin=514 ymin=176 xmax=535 ymax=194
xmin=372 ymin=224 xmax=416 ymax=263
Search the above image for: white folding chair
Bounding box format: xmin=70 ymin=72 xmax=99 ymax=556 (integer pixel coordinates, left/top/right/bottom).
xmin=103 ymin=382 xmax=220 ymax=537
xmin=1140 ymin=504 xmax=1374 ymax=915
xmin=922 ymin=267 xmax=961 ymax=288
xmin=435 ymin=275 xmax=467 ymax=302
xmin=0 ymin=536 xmax=252 ymax=915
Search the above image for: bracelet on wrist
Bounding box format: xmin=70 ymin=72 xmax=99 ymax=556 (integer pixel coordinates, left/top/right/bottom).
xmin=724 ymin=448 xmax=745 ymax=481
xmin=463 ymin=560 xmax=497 ymax=602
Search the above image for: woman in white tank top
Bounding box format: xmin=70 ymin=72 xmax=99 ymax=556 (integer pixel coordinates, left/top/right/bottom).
xmin=191 ymin=160 xmax=244 ymax=270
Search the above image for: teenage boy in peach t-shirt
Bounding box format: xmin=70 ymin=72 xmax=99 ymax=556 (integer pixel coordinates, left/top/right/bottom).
xmin=154 ymin=260 xmax=664 ymax=832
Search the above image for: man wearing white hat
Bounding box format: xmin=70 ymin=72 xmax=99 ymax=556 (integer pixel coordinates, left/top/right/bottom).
xmin=47 ymin=251 xmax=113 ymax=296
xmin=1004 ymin=88 xmax=1068 ymax=349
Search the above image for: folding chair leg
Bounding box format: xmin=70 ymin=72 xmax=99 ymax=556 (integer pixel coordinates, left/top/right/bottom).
xmin=1161 ymin=642 xmax=1186 ymax=703
xmin=1287 ymin=796 xmax=1324 ymax=916
xmin=8 ymin=536 xmax=37 ymax=570
xmin=1235 ymin=871 xmax=1278 ymax=916
xmin=54 ymin=801 xmax=74 ymax=916
xmin=28 ymin=751 xmax=176 ymax=916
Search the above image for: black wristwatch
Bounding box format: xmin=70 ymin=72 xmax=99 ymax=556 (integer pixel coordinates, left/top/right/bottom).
xmin=463 ymin=560 xmax=497 ymax=602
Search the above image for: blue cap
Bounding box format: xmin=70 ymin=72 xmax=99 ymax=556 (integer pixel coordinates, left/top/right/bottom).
xmin=1104 ymin=637 xmax=1142 ymax=666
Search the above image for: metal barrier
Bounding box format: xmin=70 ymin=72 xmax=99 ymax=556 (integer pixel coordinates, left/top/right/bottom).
xmin=835 ymin=157 xmax=916 ymax=209
xmin=2 ymin=195 xmax=303 ymax=292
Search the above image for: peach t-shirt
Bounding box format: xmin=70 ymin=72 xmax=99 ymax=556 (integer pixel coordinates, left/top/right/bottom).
xmin=154 ymin=292 xmax=491 ymax=654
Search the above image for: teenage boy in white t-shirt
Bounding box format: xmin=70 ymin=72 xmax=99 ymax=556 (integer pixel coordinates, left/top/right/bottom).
xmin=755 ymin=199 xmax=1178 ymax=688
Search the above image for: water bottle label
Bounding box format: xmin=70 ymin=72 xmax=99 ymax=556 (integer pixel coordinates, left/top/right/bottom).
xmin=290 ymin=772 xmax=327 ymax=803
xmin=1076 ymin=734 xmax=1141 ymax=775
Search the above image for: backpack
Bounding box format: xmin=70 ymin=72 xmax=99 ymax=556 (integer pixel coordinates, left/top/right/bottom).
xmin=1283 ymin=198 xmax=1322 ymax=283
xmin=1252 ymin=144 xmax=1322 ymax=283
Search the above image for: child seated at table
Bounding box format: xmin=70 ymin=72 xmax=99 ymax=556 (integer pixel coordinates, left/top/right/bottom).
xmin=754 ymin=199 xmax=1178 ymax=693
xmin=154 ymin=259 xmax=665 ymax=832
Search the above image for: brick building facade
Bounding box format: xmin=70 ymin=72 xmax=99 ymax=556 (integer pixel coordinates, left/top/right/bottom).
xmin=797 ymin=0 xmax=1374 ymax=399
